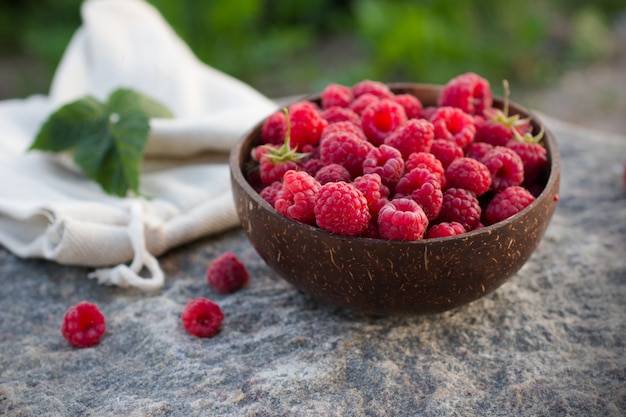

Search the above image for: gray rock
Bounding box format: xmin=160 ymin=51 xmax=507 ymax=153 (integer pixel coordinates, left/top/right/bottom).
xmin=0 ymin=116 xmax=625 ymax=417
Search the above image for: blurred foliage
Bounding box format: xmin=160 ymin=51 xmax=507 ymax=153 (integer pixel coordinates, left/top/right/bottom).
xmin=0 ymin=0 xmax=623 ymax=98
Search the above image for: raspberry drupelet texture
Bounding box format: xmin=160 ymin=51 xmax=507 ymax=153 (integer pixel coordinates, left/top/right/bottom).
xmin=348 ymin=93 xmax=380 ymax=115
xmin=378 ymin=198 xmax=429 ymax=240
xmin=430 ymin=138 xmax=464 ymax=169
xmin=321 ymin=121 xmax=366 ymax=142
xmin=438 ymin=72 xmax=493 ymax=115
xmin=474 ymin=111 xmax=530 ymax=146
xmin=425 ymin=221 xmax=466 ymax=239
xmin=405 ymin=152 xmax=446 ymax=188
xmin=61 ymin=301 xmax=106 ymax=348
xmin=430 ymin=106 xmax=476 ymax=149
xmin=482 ymin=146 xmax=525 ymax=192
xmin=395 ymin=167 xmax=443 ymax=220
xmin=362 ymin=144 xmax=405 ymax=188
xmin=437 ymin=187 xmax=482 ymax=231
xmin=288 ymin=101 xmax=328 ymax=150
xmin=181 ymin=297 xmax=224 ymax=338
xmin=361 ymin=99 xmax=408 ymax=146
xmin=319 ymin=131 xmax=373 ymax=178
xmin=352 ymin=79 xmax=394 ymax=99
xmin=353 ymin=173 xmax=385 ymax=209
xmin=259 ymin=181 xmax=283 ymax=206
xmin=392 ymin=94 xmax=423 ymax=119
xmin=321 ymin=83 xmax=353 ymax=109
xmin=260 ymin=111 xmax=287 ymax=145
xmin=274 ymin=170 xmax=320 ymax=224
xmin=320 ymin=106 xmax=361 ymax=125
xmin=315 ymin=163 xmax=351 ymax=184
xmin=445 ymin=157 xmax=492 ymax=196
xmin=314 ymin=181 xmax=371 ymax=236
xmin=464 ymin=141 xmax=494 ymax=161
xmin=484 ymin=185 xmax=536 ymax=225
xmin=206 ymin=251 xmax=250 ymax=294
xmin=384 ymin=118 xmax=435 ymax=159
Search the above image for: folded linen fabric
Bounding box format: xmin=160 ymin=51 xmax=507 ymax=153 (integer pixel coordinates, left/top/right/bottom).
xmin=0 ymin=0 xmax=277 ymax=290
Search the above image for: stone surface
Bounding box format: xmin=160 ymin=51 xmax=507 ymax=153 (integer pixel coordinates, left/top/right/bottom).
xmin=1 ymin=116 xmax=625 ymax=416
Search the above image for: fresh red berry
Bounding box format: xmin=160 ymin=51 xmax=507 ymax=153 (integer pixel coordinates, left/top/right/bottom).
xmin=259 ymin=181 xmax=283 ymax=206
xmin=314 ymin=181 xmax=371 ymax=236
xmin=405 ymin=152 xmax=446 ymax=188
xmin=181 ymin=297 xmax=224 ymax=338
xmin=302 ymin=157 xmax=324 ymax=177
xmin=430 ymin=138 xmax=464 ymax=169
xmin=321 ymin=120 xmax=366 ymax=141
xmin=425 ymin=221 xmax=466 ymax=239
xmin=361 ymin=99 xmax=408 ymax=146
xmin=206 ymin=251 xmax=250 ymax=294
xmin=275 ymin=170 xmax=320 ymax=224
xmin=482 ymin=146 xmax=525 ymax=192
xmin=430 ymin=106 xmax=476 ymax=149
xmin=352 ymin=79 xmax=394 ymax=99
xmin=319 ymin=131 xmax=373 ymax=178
xmin=392 ymin=94 xmax=423 ymax=119
xmin=484 ymin=185 xmax=536 ymax=225
xmin=288 ymin=101 xmax=328 ymax=150
xmin=437 ymin=188 xmax=482 ymax=231
xmin=445 ymin=157 xmax=492 ymax=196
xmin=348 ymin=93 xmax=380 ymax=115
xmin=438 ymin=72 xmax=493 ymax=115
xmin=61 ymin=301 xmax=106 ymax=348
xmin=320 ymin=106 xmax=361 ymax=125
xmin=353 ymin=173 xmax=385 ymax=213
xmin=362 ymin=144 xmax=405 ymax=188
xmin=315 ymin=163 xmax=352 ymax=184
xmin=396 ymin=168 xmax=443 ymax=220
xmin=506 ymin=140 xmax=548 ymax=187
xmin=464 ymin=141 xmax=494 ymax=161
xmin=321 ymin=83 xmax=353 ymax=108
xmin=259 ymin=154 xmax=301 ymax=186
xmin=384 ymin=118 xmax=435 ymax=159
xmin=260 ymin=111 xmax=287 ymax=145
xmin=378 ymin=198 xmax=429 ymax=240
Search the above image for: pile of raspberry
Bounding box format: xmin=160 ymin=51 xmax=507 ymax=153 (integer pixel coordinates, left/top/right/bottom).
xmin=248 ymin=72 xmax=550 ymax=240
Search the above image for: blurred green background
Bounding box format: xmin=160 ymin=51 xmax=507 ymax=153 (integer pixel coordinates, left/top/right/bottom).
xmin=0 ymin=0 xmax=623 ymax=99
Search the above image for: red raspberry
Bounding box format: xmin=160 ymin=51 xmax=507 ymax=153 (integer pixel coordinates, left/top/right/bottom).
xmin=464 ymin=141 xmax=494 ymax=161
xmin=302 ymin=157 xmax=324 ymax=177
xmin=384 ymin=118 xmax=434 ymax=159
xmin=422 ymin=106 xmax=438 ymax=120
xmin=405 ymin=152 xmax=446 ymax=188
xmin=438 ymin=72 xmax=493 ymax=115
xmin=396 ymin=168 xmax=443 ymax=220
xmin=425 ymin=221 xmax=466 ymax=239
xmin=437 ymin=187 xmax=482 ymax=231
xmin=348 ymin=93 xmax=379 ymax=115
xmin=506 ymin=140 xmax=549 ymax=187
xmin=314 ymin=181 xmax=371 ymax=236
xmin=275 ymin=170 xmax=320 ymax=224
xmin=361 ymin=99 xmax=408 ymax=146
xmin=392 ymin=94 xmax=423 ymax=119
xmin=288 ymin=101 xmax=328 ymax=150
xmin=315 ymin=163 xmax=351 ymax=184
xmin=484 ymin=185 xmax=536 ymax=225
xmin=353 ymin=173 xmax=385 ymax=213
xmin=430 ymin=138 xmax=464 ymax=169
xmin=259 ymin=154 xmax=301 ymax=186
xmin=445 ymin=157 xmax=492 ymax=196
xmin=352 ymin=79 xmax=394 ymax=99
xmin=259 ymin=181 xmax=283 ymax=206
xmin=474 ymin=110 xmax=531 ymax=146
xmin=396 ymin=167 xmax=441 ymax=195
xmin=482 ymin=146 xmax=525 ymax=192
xmin=321 ymin=120 xmax=366 ymax=142
xmin=362 ymin=221 xmax=382 ymax=239
xmin=206 ymin=251 xmax=250 ymax=294
xmin=362 ymin=144 xmax=405 ymax=188
xmin=260 ymin=111 xmax=287 ymax=145
xmin=320 ymin=106 xmax=361 ymax=125
xmin=319 ymin=131 xmax=373 ymax=178
xmin=321 ymin=83 xmax=353 ymax=108
xmin=61 ymin=301 xmax=106 ymax=348
xmin=430 ymin=106 xmax=476 ymax=149
xmin=378 ymin=198 xmax=429 ymax=240
xmin=181 ymin=297 xmax=224 ymax=338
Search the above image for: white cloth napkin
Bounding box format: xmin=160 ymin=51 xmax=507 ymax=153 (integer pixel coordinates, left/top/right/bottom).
xmin=0 ymin=0 xmax=277 ymax=290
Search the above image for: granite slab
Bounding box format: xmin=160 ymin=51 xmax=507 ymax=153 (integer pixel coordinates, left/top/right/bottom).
xmin=0 ymin=116 xmax=625 ymax=416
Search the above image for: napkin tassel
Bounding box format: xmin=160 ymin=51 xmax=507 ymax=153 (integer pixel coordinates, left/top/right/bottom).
xmin=88 ymin=201 xmax=164 ymax=291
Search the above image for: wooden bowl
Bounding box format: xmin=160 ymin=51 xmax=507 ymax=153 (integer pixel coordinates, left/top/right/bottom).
xmin=230 ymin=83 xmax=560 ymax=315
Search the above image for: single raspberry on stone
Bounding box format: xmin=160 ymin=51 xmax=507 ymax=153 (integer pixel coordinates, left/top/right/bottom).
xmin=348 ymin=93 xmax=380 ymax=115
xmin=506 ymin=126 xmax=549 ymax=187
xmin=464 ymin=141 xmax=494 ymax=161
xmin=362 ymin=144 xmax=405 ymax=188
xmin=445 ymin=157 xmax=492 ymax=196
xmin=314 ymin=181 xmax=371 ymax=236
xmin=484 ymin=185 xmax=536 ymax=225
xmin=437 ymin=187 xmax=482 ymax=231
xmin=61 ymin=301 xmax=106 ymax=348
xmin=206 ymin=251 xmax=250 ymax=294
xmin=405 ymin=152 xmax=446 ymax=188
xmin=430 ymin=106 xmax=476 ymax=149
xmin=438 ymin=72 xmax=493 ymax=115
xmin=378 ymin=198 xmax=429 ymax=240
xmin=320 ymin=106 xmax=361 ymax=125
xmin=274 ymin=170 xmax=321 ymax=224
xmin=321 ymin=120 xmax=366 ymax=142
xmin=259 ymin=181 xmax=283 ymax=206
xmin=430 ymin=138 xmax=464 ymax=169
xmin=288 ymin=101 xmax=328 ymax=150
xmin=352 ymin=79 xmax=394 ymax=99
xmin=181 ymin=297 xmax=224 ymax=338
xmin=260 ymin=111 xmax=287 ymax=145
xmin=321 ymin=83 xmax=353 ymax=108
xmin=315 ymin=163 xmax=352 ymax=184
xmin=384 ymin=118 xmax=434 ymax=159
xmin=425 ymin=221 xmax=466 ymax=239
xmin=319 ymin=131 xmax=373 ymax=178
xmin=482 ymin=146 xmax=525 ymax=192
xmin=361 ymin=99 xmax=408 ymax=146
xmin=396 ymin=168 xmax=443 ymax=220
xmin=392 ymin=94 xmax=423 ymax=119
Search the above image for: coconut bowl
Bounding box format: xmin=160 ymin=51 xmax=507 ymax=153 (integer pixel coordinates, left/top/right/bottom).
xmin=230 ymin=83 xmax=560 ymax=315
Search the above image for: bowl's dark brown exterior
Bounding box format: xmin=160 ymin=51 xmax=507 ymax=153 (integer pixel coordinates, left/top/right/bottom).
xmin=230 ymin=83 xmax=560 ymax=315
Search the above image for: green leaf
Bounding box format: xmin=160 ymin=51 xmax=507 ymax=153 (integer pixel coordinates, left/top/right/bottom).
xmin=29 ymin=88 xmax=173 ymax=197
